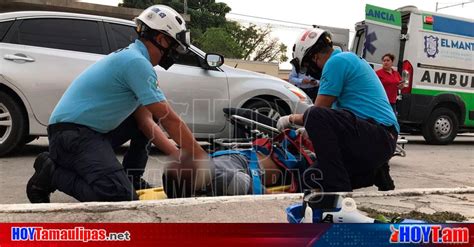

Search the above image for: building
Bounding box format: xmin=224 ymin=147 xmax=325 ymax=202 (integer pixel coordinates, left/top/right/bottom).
xmin=0 ymin=0 xmax=190 ymax=21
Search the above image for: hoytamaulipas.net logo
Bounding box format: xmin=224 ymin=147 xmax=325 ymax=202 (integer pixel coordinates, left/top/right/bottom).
xmin=11 ymin=226 xmax=131 ymax=242
xmin=390 ymin=224 xmax=469 ymax=244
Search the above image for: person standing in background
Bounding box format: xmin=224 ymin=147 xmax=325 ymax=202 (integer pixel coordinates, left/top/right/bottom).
xmin=289 ymin=62 xmax=319 ymax=102
xmin=376 ymin=53 xmax=404 ymax=114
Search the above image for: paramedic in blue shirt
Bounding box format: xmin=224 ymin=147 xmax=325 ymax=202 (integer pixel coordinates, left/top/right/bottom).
xmin=26 ymin=5 xmax=210 ymax=203
xmin=288 ymin=63 xmax=319 ymax=102
xmin=277 ymin=28 xmax=398 ymax=192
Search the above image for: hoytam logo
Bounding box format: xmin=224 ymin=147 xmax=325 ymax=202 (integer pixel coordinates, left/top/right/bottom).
xmin=11 ymin=227 xmax=131 ymax=242
xmin=390 ymin=225 xmax=469 ymax=244
xmin=424 ymin=35 xmax=439 ymax=58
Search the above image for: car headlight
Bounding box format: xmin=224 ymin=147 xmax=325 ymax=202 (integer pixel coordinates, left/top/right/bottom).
xmin=284 ymin=85 xmax=312 ymax=104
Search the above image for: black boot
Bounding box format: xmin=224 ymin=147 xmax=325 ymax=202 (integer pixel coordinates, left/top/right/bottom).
xmin=26 ymin=152 xmax=56 ymax=203
xmin=131 ymin=176 xmax=153 ymax=190
xmin=374 ymin=163 xmax=395 ymax=191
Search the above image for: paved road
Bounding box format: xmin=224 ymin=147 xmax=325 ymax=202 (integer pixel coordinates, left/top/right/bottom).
xmin=1 ymin=135 xmax=473 ymax=204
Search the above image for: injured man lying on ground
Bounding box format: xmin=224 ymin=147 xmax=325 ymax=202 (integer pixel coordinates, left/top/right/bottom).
xmin=161 ymin=131 xmax=393 ymax=198
xmin=162 ymin=150 xmax=316 ymax=198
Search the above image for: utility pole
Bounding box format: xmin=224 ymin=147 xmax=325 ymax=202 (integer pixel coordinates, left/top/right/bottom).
xmin=436 ymin=0 xmax=474 ymax=12
xmin=184 ymin=0 xmax=188 ymax=15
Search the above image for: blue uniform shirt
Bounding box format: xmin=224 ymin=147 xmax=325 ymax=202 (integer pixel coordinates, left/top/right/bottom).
xmin=318 ymin=50 xmax=400 ymax=132
xmin=49 ymin=39 xmax=166 ymax=133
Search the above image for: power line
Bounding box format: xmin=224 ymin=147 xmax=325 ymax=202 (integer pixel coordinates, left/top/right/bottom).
xmin=227 ymin=17 xmax=308 ymax=30
xmin=227 ymin=12 xmax=312 ymax=27
xmin=226 ymin=14 xmax=356 ymax=34
xmin=436 ymin=0 xmax=474 ymax=11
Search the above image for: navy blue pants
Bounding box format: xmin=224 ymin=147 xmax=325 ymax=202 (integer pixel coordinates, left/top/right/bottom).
xmin=48 ymin=116 xmax=150 ymax=202
xmin=302 ymin=107 xmax=396 ymax=192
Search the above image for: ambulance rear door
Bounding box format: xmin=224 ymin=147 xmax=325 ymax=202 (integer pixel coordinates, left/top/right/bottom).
xmin=353 ymin=4 xmax=402 ymax=70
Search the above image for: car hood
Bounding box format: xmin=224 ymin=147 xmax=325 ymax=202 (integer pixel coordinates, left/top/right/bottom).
xmin=220 ymin=64 xmax=286 ymax=82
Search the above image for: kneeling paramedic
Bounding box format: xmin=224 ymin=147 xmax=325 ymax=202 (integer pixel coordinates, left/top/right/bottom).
xmin=277 ymin=28 xmax=398 ymax=192
xmin=26 ymin=5 xmax=210 ymax=203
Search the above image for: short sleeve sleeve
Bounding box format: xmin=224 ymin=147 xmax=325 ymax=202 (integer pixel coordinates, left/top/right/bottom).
xmin=123 ymin=58 xmax=166 ymax=106
xmin=318 ymin=56 xmax=347 ymax=97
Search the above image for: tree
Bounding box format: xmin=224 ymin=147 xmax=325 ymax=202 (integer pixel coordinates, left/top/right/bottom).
xmin=157 ymin=0 xmax=231 ymax=43
xmin=119 ymin=0 xmax=287 ymax=62
xmin=197 ymin=28 xmax=243 ymax=58
xmin=121 ymin=0 xmax=231 ymax=43
xmin=224 ymin=23 xmax=288 ymax=62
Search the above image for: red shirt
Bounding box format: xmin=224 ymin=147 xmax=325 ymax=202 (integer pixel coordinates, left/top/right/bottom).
xmin=376 ymin=69 xmax=401 ymax=104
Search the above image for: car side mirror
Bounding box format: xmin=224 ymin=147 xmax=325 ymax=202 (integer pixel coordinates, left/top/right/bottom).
xmin=205 ymin=53 xmax=224 ymax=68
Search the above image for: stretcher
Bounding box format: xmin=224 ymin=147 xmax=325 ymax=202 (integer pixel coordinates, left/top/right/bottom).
xmin=219 ymin=107 xmax=408 ymax=157
xmin=137 ymin=108 xmax=296 ymax=200
xmin=138 ymin=108 xmax=407 ymax=200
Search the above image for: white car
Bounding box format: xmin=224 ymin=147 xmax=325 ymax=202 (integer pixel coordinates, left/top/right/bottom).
xmin=0 ymin=11 xmax=312 ymax=156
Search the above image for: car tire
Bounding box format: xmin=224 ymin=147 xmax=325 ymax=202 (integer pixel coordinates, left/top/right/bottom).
xmin=421 ymin=107 xmax=458 ymax=145
xmin=244 ymin=98 xmax=287 ymax=121
xmin=0 ymin=91 xmax=27 ymax=156
xmin=235 ymin=98 xmax=288 ymax=138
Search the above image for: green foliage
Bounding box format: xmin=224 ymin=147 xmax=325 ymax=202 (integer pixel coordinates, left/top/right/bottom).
xmin=197 ymin=28 xmax=243 ymax=58
xmin=119 ymin=0 xmax=287 ymax=62
xmin=227 ymin=23 xmax=287 ymax=62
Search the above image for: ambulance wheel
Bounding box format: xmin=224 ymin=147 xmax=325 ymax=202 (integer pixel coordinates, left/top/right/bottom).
xmin=422 ymin=107 xmax=458 ymax=145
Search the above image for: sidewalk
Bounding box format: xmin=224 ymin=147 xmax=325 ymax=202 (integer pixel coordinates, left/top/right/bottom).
xmin=1 ymin=187 xmax=473 ymax=223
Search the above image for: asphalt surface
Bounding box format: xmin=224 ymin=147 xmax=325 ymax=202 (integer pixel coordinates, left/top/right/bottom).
xmin=1 ymin=135 xmax=473 ymax=204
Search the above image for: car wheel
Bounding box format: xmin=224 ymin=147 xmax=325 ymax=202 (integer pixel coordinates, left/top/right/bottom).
xmin=0 ymin=91 xmax=27 ymax=156
xmin=421 ymin=107 xmax=458 ymax=145
xmin=244 ymin=99 xmax=287 ymax=121
xmin=234 ymin=98 xmax=288 ymax=138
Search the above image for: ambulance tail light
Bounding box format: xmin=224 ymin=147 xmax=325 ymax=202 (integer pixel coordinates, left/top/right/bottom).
xmin=401 ymin=60 xmax=413 ymax=94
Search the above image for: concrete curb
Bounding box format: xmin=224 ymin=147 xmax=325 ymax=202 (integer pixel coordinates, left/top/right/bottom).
xmin=1 ymin=187 xmax=473 ymax=213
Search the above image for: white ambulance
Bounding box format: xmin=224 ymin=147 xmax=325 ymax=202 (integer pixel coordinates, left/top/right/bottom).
xmin=351 ymin=4 xmax=473 ymax=144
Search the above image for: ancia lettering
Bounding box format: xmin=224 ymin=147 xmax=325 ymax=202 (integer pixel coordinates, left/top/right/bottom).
xmin=366 ymin=9 xmax=395 ymax=22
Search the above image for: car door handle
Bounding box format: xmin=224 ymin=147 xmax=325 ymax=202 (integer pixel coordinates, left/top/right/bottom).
xmin=4 ymin=54 xmax=35 ymax=62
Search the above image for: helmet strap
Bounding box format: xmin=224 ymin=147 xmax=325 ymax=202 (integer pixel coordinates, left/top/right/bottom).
xmin=137 ymin=22 xmax=178 ymax=70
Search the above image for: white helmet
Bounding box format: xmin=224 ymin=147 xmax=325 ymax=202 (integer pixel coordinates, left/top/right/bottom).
xmin=135 ymin=5 xmax=190 ymax=53
xmin=292 ymin=28 xmax=332 ymax=68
